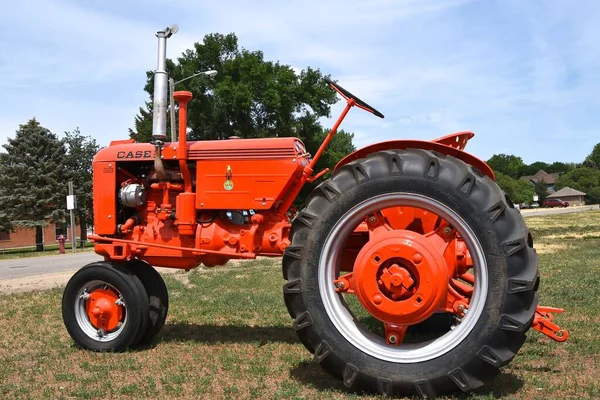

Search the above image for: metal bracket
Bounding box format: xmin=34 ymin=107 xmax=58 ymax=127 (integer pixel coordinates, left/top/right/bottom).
xmin=532 ymin=306 xmax=569 ymax=342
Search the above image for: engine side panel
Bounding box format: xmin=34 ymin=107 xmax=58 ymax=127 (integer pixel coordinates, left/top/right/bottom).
xmin=195 ymin=158 xmax=302 ymax=210
xmin=93 ymin=161 xmax=117 ymax=234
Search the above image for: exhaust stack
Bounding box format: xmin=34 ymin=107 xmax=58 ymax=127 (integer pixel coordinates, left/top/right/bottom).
xmin=152 ymin=25 xmax=178 ymax=141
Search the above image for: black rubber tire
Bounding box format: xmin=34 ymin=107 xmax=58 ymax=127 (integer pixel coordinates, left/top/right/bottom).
xmin=282 ymin=149 xmax=539 ymax=398
xmin=62 ymin=261 xmax=150 ymax=352
xmin=127 ymin=259 xmax=169 ymax=345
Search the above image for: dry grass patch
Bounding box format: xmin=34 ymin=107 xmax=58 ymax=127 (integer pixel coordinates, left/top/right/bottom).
xmin=534 ymin=242 xmax=570 ymax=254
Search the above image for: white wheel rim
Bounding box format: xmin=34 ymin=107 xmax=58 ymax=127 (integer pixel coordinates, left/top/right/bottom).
xmin=74 ymin=280 xmax=128 ymax=342
xmin=318 ymin=193 xmax=488 ymax=363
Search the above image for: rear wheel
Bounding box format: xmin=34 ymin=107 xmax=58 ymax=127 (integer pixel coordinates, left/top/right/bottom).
xmin=283 ymin=149 xmax=538 ymax=397
xmin=62 ymin=262 xmax=149 ymax=351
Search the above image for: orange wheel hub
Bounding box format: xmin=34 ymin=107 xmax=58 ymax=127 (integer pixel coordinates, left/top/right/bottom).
xmin=353 ymin=229 xmax=448 ymax=325
xmin=86 ymin=288 xmax=123 ymax=331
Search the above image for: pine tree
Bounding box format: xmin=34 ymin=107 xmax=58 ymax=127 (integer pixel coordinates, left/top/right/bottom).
xmin=0 ymin=119 xmax=70 ymax=251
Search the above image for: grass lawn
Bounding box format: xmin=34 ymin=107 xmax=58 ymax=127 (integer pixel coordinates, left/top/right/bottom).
xmin=1 ymin=211 xmax=599 ymax=399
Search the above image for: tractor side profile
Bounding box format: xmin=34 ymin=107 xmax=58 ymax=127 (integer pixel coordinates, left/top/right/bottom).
xmin=62 ymin=26 xmax=567 ymax=397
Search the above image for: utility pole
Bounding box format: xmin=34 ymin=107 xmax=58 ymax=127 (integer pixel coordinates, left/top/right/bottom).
xmin=67 ymin=181 xmax=77 ymax=253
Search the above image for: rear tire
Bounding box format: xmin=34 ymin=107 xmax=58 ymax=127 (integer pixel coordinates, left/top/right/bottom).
xmin=283 ymin=149 xmax=538 ymax=397
xmin=127 ymin=259 xmax=169 ymax=345
xmin=62 ymin=262 xmax=150 ymax=351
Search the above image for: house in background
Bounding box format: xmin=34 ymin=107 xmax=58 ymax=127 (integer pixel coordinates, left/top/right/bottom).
xmin=0 ymin=222 xmax=81 ymax=249
xmin=519 ymin=170 xmax=561 ymax=193
xmin=545 ymin=187 xmax=586 ymax=206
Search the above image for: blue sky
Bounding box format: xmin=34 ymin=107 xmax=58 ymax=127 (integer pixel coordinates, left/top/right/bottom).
xmin=1 ymin=0 xmax=598 ymax=164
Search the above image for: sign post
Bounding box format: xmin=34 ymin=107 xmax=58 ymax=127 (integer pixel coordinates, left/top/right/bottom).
xmin=67 ymin=182 xmax=77 ymax=253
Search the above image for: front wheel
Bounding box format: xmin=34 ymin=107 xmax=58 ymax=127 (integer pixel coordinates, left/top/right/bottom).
xmin=62 ymin=262 xmax=150 ymax=351
xmin=283 ymin=149 xmax=539 ymax=397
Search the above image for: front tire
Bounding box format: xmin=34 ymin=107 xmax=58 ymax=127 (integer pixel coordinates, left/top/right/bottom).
xmin=62 ymin=262 xmax=150 ymax=352
xmin=283 ymin=149 xmax=539 ymax=397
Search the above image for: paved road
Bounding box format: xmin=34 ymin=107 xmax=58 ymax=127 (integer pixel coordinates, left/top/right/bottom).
xmin=0 ymin=252 xmax=103 ymax=280
xmin=520 ymin=204 xmax=599 ymax=218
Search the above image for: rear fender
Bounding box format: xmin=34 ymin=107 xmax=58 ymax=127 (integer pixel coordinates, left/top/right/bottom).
xmin=334 ymin=131 xmax=494 ymax=180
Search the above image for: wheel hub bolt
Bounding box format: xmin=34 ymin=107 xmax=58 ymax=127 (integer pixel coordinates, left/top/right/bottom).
xmin=388 ymin=335 xmax=398 ymax=344
xmin=444 ymin=226 xmax=452 ymax=235
xmin=373 ymin=294 xmax=383 ymax=305
xmin=336 ymin=281 xmax=345 ymax=290
xmin=368 ymin=216 xmax=377 ymax=223
xmin=412 ymin=253 xmax=423 ymax=264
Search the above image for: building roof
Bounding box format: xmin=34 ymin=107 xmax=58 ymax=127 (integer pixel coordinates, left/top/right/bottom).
xmin=519 ymin=169 xmax=560 ymax=185
xmin=546 ymin=186 xmax=586 ymax=198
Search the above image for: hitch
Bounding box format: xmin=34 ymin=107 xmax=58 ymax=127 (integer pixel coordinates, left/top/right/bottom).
xmin=532 ymin=306 xmax=569 ymax=342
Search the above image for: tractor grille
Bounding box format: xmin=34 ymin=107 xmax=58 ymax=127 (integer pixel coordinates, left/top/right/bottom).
xmin=188 ymin=148 xmax=296 ymax=160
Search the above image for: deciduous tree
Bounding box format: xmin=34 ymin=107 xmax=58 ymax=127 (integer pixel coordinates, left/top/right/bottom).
xmin=64 ymin=128 xmax=99 ymax=246
xmin=495 ymin=173 xmax=534 ymax=204
xmin=555 ymin=167 xmax=600 ymax=194
xmin=487 ymin=154 xmax=526 ymax=179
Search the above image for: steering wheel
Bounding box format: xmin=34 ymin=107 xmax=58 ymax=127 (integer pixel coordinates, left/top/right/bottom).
xmin=324 ymin=77 xmax=385 ymax=119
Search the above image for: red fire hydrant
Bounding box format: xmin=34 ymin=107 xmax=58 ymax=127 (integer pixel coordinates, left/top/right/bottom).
xmin=58 ymin=234 xmax=66 ymax=254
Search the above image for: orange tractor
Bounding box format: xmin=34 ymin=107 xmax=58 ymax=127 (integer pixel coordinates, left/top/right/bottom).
xmin=62 ymin=26 xmax=567 ymax=397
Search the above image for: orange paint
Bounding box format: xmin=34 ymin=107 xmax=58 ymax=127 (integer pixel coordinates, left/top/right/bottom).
xmin=86 ymin=288 xmax=123 ymax=332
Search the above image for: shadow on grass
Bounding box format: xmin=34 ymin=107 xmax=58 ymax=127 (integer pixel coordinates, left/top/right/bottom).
xmin=157 ymin=323 xmax=298 ymax=345
xmin=155 ymin=323 xmax=525 ymax=398
xmin=289 ymin=361 xmax=525 ymax=399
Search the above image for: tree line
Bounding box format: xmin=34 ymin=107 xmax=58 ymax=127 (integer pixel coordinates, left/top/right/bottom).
xmin=487 ymin=143 xmax=600 ymax=204
xmin=0 ymin=120 xmax=98 ymax=251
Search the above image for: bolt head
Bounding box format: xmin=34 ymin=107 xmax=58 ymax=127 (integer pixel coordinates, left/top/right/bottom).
xmin=413 ymin=253 xmax=423 ymax=264
xmin=444 ymin=227 xmax=452 ymax=235
xmin=373 ymin=294 xmax=383 ymax=305
xmin=388 ymin=335 xmax=397 ymax=344
xmin=368 ymin=216 xmax=377 ymax=223
xmin=336 ymin=281 xmax=345 ymax=290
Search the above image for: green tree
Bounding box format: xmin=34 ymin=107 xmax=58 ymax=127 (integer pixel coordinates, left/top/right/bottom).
xmin=0 ymin=212 xmax=12 ymax=233
xmin=547 ymin=161 xmax=575 ymax=174
xmin=534 ymin=180 xmax=549 ymax=203
xmin=585 ymin=143 xmax=600 ymax=169
xmin=64 ymin=128 xmax=99 ymax=246
xmin=555 ymin=167 xmax=600 ymax=193
xmin=495 ymin=173 xmax=534 ymax=204
xmin=520 ymin=161 xmax=550 ymax=176
xmin=586 ymin=187 xmax=600 ymax=204
xmin=129 ymin=33 xmax=355 ymax=181
xmin=487 ymin=154 xmax=526 ymax=179
xmin=0 ymin=119 xmax=69 ymax=251
xmin=582 ymin=158 xmax=597 ymax=169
